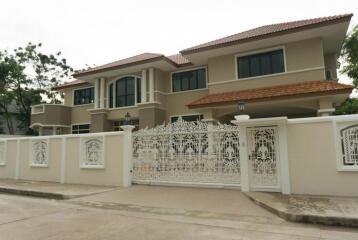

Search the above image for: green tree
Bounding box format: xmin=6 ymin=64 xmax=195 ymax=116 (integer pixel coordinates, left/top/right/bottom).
xmin=0 ymin=43 xmax=73 ymax=134
xmin=335 ymin=25 xmax=358 ymax=115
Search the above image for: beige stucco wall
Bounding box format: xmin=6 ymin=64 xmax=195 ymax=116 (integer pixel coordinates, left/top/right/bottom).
xmin=0 ymin=133 xmax=126 ymax=187
xmin=65 ymin=135 xmax=123 ymax=186
xmin=19 ymin=138 xmax=61 ymax=182
xmin=288 ymin=121 xmax=358 ymax=196
xmin=71 ymin=105 xmax=93 ymax=124
xmin=165 ymin=89 xmax=209 ymax=122
xmin=0 ymin=140 xmax=17 ymax=178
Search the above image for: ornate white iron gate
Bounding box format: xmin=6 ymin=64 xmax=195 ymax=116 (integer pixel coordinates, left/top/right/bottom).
xmin=247 ymin=126 xmax=280 ymax=191
xmin=132 ymin=118 xmax=241 ymax=186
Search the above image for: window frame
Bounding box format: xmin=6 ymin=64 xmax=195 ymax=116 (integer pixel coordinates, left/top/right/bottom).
xmin=72 ymin=87 xmax=95 ymax=106
xmin=71 ymin=123 xmax=91 ymax=134
xmin=235 ymin=46 xmax=287 ymax=80
xmin=170 ymin=66 xmax=208 ymax=93
xmin=107 ymin=75 xmax=141 ymax=109
xmin=170 ymin=114 xmax=204 ymax=123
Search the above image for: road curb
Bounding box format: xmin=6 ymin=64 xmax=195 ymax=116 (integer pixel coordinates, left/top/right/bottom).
xmin=244 ymin=192 xmax=358 ymax=228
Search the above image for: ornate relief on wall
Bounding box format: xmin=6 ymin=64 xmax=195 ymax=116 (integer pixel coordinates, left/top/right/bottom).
xmin=30 ymin=139 xmax=49 ymax=166
xmin=0 ymin=141 xmax=6 ymax=165
xmin=81 ymin=137 xmax=104 ymax=168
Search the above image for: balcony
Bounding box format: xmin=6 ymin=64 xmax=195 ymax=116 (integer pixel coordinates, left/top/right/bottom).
xmin=31 ymin=104 xmax=71 ymax=128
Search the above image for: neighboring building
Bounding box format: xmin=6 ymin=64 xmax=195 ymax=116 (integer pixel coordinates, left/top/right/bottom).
xmin=31 ymin=14 xmax=354 ymax=135
xmin=0 ymin=103 xmax=26 ymax=135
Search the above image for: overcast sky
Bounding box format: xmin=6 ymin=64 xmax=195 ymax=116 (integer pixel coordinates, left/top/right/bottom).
xmin=1 ymin=0 xmax=357 ymax=83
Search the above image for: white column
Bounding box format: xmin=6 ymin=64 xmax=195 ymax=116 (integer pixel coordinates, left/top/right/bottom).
xmin=149 ymin=68 xmax=154 ymax=102
xmin=60 ymin=137 xmax=67 ymax=184
xmin=238 ymin=124 xmax=250 ymax=192
xmin=121 ymin=125 xmax=135 ymax=187
xmin=15 ymin=140 xmax=20 ymax=180
xmin=141 ymin=69 xmax=147 ymax=103
xmin=100 ymin=77 xmax=105 ymax=108
xmin=94 ymin=78 xmax=100 ymax=109
xmin=38 ymin=127 xmax=43 ymax=136
xmin=52 ymin=127 xmax=57 ymax=135
xmin=278 ymin=123 xmax=290 ymax=194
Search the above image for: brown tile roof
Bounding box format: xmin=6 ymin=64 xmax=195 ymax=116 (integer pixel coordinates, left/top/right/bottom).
xmin=181 ymin=14 xmax=353 ymax=54
xmin=74 ymin=53 xmax=178 ymax=77
xmin=166 ymin=54 xmax=192 ymax=66
xmin=52 ymin=79 xmax=89 ymax=90
xmin=187 ymin=81 xmax=354 ymax=109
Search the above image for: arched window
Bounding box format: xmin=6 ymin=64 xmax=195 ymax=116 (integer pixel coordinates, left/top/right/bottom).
xmin=108 ymin=76 xmax=141 ymax=108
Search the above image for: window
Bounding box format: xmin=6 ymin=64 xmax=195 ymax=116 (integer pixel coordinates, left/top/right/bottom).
xmin=73 ymin=87 xmax=94 ymax=105
xmin=171 ymin=114 xmax=203 ymax=123
xmin=172 ymin=68 xmax=206 ymax=92
xmin=109 ymin=83 xmax=113 ymax=108
xmin=109 ymin=76 xmax=141 ymax=108
xmin=72 ymin=124 xmax=90 ymax=134
xmin=237 ymin=49 xmax=285 ymax=79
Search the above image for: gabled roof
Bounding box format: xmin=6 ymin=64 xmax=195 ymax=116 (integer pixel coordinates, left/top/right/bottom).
xmin=187 ymin=81 xmax=354 ymax=109
xmin=52 ymin=79 xmax=89 ymax=91
xmin=181 ymin=14 xmax=353 ymax=54
xmin=166 ymin=54 xmax=192 ymax=66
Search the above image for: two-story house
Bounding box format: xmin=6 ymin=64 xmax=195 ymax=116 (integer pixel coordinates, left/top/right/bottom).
xmin=31 ymin=14 xmax=354 ymax=135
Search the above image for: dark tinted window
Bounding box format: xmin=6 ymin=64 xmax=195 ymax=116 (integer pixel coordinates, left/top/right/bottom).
xmin=172 ymin=68 xmax=206 ymax=92
xmin=72 ymin=124 xmax=90 ymax=134
xmin=73 ymin=87 xmax=94 ymax=105
xmin=115 ymin=77 xmax=135 ymax=107
xmin=136 ymin=78 xmax=141 ymax=103
xmin=237 ymin=50 xmax=284 ymax=78
xmin=109 ymin=84 xmax=113 ymax=108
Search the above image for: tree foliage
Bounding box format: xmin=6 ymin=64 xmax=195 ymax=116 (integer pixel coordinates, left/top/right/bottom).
xmin=335 ymin=25 xmax=358 ymax=115
xmin=0 ymin=43 xmax=73 ymax=134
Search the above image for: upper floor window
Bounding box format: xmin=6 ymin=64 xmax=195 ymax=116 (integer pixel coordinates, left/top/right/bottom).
xmin=108 ymin=76 xmax=141 ymax=108
xmin=237 ymin=49 xmax=285 ymax=79
xmin=73 ymin=87 xmax=94 ymax=105
xmin=172 ymin=68 xmax=206 ymax=92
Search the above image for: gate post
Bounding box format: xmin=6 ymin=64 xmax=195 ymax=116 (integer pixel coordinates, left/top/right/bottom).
xmin=232 ymin=117 xmax=250 ymax=192
xmin=121 ymin=125 xmax=135 ymax=187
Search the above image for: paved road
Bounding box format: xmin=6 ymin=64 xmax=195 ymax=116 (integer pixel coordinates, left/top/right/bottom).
xmin=0 ymin=188 xmax=358 ymax=240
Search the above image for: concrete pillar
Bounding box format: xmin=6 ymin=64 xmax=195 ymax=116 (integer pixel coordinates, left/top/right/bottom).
xmin=317 ymin=97 xmax=335 ymax=116
xmin=141 ymin=69 xmax=147 ymax=103
xmin=149 ymin=68 xmax=154 ymax=102
xmin=38 ymin=127 xmax=43 ymax=136
xmin=121 ymin=125 xmax=135 ymax=187
xmin=90 ymin=110 xmax=111 ymax=133
xmin=52 ymin=127 xmax=57 ymax=135
xmin=202 ymin=119 xmax=216 ymax=156
xmin=100 ymin=77 xmax=105 ymax=109
xmin=94 ymin=79 xmax=100 ymax=109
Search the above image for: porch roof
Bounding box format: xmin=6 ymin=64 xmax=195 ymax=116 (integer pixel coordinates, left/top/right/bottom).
xmin=187 ymin=81 xmax=354 ymax=109
xmin=52 ymin=79 xmax=89 ymax=91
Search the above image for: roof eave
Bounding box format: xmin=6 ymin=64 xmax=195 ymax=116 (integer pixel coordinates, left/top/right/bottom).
xmin=187 ymin=89 xmax=353 ymax=109
xmin=73 ymin=55 xmax=178 ymax=78
xmin=180 ymin=14 xmax=353 ymax=55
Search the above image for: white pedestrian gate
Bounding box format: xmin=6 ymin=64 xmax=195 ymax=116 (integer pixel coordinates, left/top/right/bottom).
xmin=247 ymin=126 xmax=280 ymax=191
xmin=132 ymin=118 xmax=241 ymax=186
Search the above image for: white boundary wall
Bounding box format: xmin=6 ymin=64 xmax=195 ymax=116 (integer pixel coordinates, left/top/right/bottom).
xmin=233 ymin=114 xmax=358 ymax=197
xmin=0 ymin=129 xmax=133 ymax=187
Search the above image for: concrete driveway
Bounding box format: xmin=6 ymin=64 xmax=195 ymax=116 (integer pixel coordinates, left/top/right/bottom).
xmin=0 ymin=185 xmax=358 ymax=240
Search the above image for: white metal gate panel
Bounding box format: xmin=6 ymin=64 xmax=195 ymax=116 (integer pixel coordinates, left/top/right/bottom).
xmin=132 ymin=118 xmax=241 ymax=186
xmin=247 ymin=126 xmax=280 ymax=191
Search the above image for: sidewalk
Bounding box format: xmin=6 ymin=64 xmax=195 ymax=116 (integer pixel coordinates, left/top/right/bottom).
xmin=245 ymin=192 xmax=358 ymax=227
xmin=0 ymin=179 xmax=118 ymax=199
